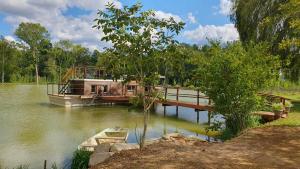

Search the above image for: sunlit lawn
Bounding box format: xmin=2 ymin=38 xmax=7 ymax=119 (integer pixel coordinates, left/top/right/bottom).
xmin=266 ymin=102 xmax=300 ymax=126
xmin=273 ymin=91 xmax=300 ymax=101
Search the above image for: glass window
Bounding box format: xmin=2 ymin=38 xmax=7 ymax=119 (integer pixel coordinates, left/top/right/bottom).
xmin=91 ymin=85 xmax=96 ymax=93
xmin=127 ymin=85 xmax=135 ymax=92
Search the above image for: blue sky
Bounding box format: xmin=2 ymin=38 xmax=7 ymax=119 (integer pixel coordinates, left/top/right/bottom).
xmin=0 ymin=0 xmax=239 ymax=50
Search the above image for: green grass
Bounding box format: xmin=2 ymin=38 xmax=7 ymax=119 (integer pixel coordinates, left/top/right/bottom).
xmin=273 ymin=91 xmax=300 ymax=101
xmin=265 ymin=102 xmax=300 ymax=126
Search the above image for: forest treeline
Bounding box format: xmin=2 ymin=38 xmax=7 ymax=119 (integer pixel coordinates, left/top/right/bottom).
xmin=0 ymin=22 xmax=212 ymax=85
xmin=0 ymin=0 xmax=299 ymax=85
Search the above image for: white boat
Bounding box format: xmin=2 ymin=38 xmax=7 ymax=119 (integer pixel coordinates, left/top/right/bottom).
xmin=78 ymin=127 xmax=129 ymax=151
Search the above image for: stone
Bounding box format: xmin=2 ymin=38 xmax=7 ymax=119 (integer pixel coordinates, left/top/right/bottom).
xmin=94 ymin=143 xmax=111 ymax=153
xmin=89 ymin=152 xmax=114 ymax=167
xmin=162 ymin=133 xmax=181 ymax=140
xmin=110 ymin=143 xmax=139 ymax=152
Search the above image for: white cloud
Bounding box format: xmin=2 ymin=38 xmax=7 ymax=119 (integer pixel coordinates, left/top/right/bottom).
xmin=154 ymin=11 xmax=182 ymax=23
xmin=219 ymin=0 xmax=233 ymax=15
xmin=0 ymin=0 xmax=121 ymax=50
xmin=4 ymin=35 xmax=15 ymax=42
xmin=183 ymin=24 xmax=239 ymax=43
xmin=187 ymin=12 xmax=197 ymax=24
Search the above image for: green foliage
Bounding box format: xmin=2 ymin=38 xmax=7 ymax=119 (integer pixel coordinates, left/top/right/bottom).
xmin=272 ymin=103 xmax=284 ymax=111
xmin=231 ymin=0 xmax=300 ymax=81
xmin=71 ymin=149 xmax=92 ymax=169
xmin=94 ymin=2 xmax=185 ymax=86
xmin=285 ymin=100 xmax=293 ymax=108
xmin=129 ymin=93 xmax=144 ymax=108
xmin=15 ymin=165 xmax=29 ymax=169
xmin=195 ymin=42 xmax=278 ymax=137
xmin=1 ymin=26 xmax=100 ymax=83
xmin=15 ymin=22 xmax=50 ymax=84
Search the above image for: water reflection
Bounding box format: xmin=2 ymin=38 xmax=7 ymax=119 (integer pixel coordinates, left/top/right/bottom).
xmin=0 ymin=84 xmax=214 ymax=168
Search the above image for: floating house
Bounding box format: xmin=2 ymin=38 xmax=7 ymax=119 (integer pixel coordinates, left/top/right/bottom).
xmin=47 ymin=67 xmax=143 ymax=107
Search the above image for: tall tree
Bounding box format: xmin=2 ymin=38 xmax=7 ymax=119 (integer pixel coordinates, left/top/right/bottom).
xmin=94 ymin=2 xmax=184 ymax=148
xmin=231 ymin=0 xmax=300 ymax=81
xmin=15 ymin=22 xmax=50 ymax=84
xmin=0 ymin=36 xmax=8 ymax=83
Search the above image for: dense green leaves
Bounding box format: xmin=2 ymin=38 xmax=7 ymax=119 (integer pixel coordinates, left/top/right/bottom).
xmin=94 ymin=2 xmax=185 ymax=86
xmin=0 ymin=24 xmax=99 ymax=83
xmin=15 ymin=23 xmax=50 ymax=84
xmin=196 ymin=42 xmax=278 ymax=136
xmin=231 ymin=0 xmax=300 ymax=81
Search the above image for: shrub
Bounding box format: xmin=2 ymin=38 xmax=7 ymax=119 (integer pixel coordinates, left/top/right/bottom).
xmin=285 ymin=100 xmax=293 ymax=108
xmin=272 ymin=103 xmax=284 ymax=111
xmin=71 ymin=149 xmax=92 ymax=169
xmin=196 ymin=41 xmax=278 ymax=137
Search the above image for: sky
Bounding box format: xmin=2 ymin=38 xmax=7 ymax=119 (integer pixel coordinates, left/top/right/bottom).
xmin=0 ymin=0 xmax=239 ymax=50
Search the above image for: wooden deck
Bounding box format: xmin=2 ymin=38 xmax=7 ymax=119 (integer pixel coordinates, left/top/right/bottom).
xmin=252 ymin=111 xmax=287 ymax=122
xmin=156 ymin=99 xmax=213 ymax=111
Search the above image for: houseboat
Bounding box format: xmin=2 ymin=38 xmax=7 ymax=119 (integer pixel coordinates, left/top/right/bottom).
xmin=47 ymin=67 xmax=143 ymax=107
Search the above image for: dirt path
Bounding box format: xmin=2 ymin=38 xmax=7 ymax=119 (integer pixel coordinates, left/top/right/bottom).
xmin=93 ymin=126 xmax=300 ymax=169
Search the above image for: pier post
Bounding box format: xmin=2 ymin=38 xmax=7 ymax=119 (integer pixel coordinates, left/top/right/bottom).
xmin=208 ymin=99 xmax=212 ymax=126
xmin=196 ymin=110 xmax=199 ymax=123
xmin=176 ymin=87 xmax=179 ymax=117
xmin=44 ymin=160 xmax=47 ymax=169
xmin=196 ymin=89 xmax=200 ymax=123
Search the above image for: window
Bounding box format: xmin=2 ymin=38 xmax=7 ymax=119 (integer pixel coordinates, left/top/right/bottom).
xmin=103 ymin=85 xmax=108 ymax=93
xmin=91 ymin=85 xmax=96 ymax=93
xmin=127 ymin=85 xmax=135 ymax=92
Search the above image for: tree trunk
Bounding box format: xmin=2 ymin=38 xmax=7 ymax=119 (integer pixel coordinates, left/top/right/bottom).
xmin=140 ymin=92 xmax=149 ymax=149
xmin=59 ymin=65 xmax=61 ymax=83
xmin=33 ymin=50 xmax=39 ymax=85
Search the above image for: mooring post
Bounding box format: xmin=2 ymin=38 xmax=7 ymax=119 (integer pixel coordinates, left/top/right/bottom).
xmin=163 ymin=87 xmax=167 ymax=117
xmin=208 ymin=99 xmax=212 ymax=126
xmin=196 ymin=89 xmax=200 ymax=123
xmin=44 ymin=160 xmax=47 ymax=169
xmin=196 ymin=110 xmax=199 ymax=123
xmin=176 ymin=87 xmax=179 ymax=117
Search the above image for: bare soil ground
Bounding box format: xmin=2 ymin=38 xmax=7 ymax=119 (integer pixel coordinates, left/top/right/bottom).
xmin=92 ymin=126 xmax=300 ymax=169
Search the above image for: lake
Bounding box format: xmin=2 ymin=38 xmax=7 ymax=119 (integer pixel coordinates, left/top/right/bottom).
xmin=0 ymin=84 xmax=212 ymax=168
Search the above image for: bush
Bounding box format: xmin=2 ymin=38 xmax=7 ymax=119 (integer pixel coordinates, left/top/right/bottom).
xmin=272 ymin=103 xmax=284 ymax=111
xmin=129 ymin=93 xmax=144 ymax=109
xmin=196 ymin=41 xmax=278 ymax=138
xmin=71 ymin=149 xmax=92 ymax=169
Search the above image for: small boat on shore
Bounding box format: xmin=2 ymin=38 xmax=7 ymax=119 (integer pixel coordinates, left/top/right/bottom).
xmin=78 ymin=127 xmax=129 ymax=151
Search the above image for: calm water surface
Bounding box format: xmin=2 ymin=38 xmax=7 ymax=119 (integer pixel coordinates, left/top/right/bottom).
xmin=0 ymin=84 xmax=211 ymax=168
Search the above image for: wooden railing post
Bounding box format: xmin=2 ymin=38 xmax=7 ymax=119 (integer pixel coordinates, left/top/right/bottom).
xmin=196 ymin=89 xmax=200 ymax=123
xmin=164 ymin=87 xmax=167 ymax=116
xmin=197 ymin=89 xmax=200 ymax=106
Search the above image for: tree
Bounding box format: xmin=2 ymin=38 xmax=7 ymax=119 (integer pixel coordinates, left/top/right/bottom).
xmin=94 ymin=2 xmax=184 ymax=148
xmin=0 ymin=37 xmax=9 ymax=83
xmin=231 ymin=0 xmax=300 ymax=81
xmin=97 ymin=50 xmax=124 ymax=81
xmin=15 ymin=22 xmax=50 ymax=84
xmin=195 ymin=42 xmax=278 ymax=138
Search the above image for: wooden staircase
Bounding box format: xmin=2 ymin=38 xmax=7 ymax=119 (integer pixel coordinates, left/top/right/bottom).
xmin=61 ymin=67 xmax=75 ymax=84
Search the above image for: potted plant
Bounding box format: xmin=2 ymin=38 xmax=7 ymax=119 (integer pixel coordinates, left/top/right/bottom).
xmin=272 ymin=103 xmax=284 ymax=119
xmin=284 ymin=100 xmax=293 ymax=114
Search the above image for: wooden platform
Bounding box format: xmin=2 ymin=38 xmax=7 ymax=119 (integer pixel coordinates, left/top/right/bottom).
xmin=155 ymin=99 xmax=213 ymax=111
xmin=252 ymin=111 xmax=287 ymax=122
